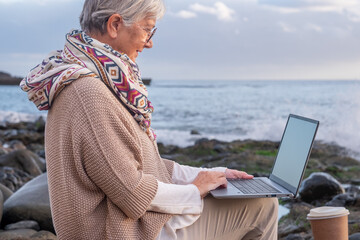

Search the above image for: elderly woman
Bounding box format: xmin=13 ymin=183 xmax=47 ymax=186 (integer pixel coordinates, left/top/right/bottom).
xmin=20 ymin=0 xmax=278 ymax=239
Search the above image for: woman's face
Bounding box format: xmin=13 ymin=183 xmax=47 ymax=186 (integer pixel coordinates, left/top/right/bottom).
xmin=114 ymin=17 xmax=156 ymax=62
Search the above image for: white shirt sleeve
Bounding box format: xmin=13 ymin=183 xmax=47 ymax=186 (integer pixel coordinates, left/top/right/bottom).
xmin=148 ymin=181 xmax=203 ymax=214
xmin=148 ymin=163 xmax=227 ymax=214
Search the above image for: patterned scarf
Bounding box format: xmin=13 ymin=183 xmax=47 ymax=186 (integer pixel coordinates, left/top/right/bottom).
xmin=20 ymin=30 xmax=156 ymax=141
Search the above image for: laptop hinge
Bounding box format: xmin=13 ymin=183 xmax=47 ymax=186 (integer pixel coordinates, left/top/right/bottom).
xmin=269 ymin=174 xmax=297 ymax=195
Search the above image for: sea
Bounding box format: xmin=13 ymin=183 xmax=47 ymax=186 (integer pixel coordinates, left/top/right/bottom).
xmin=1 ymin=80 xmax=360 ymax=160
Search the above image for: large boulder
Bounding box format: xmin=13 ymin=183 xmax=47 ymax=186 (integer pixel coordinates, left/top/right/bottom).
xmin=2 ymin=173 xmax=53 ymax=232
xmin=0 ymin=149 xmax=45 ymax=176
xmin=299 ymin=172 xmax=345 ymax=203
xmin=349 ymin=233 xmax=360 ymax=240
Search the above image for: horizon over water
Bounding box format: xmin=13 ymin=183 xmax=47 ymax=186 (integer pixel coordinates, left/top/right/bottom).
xmin=1 ymin=79 xmax=360 ymax=160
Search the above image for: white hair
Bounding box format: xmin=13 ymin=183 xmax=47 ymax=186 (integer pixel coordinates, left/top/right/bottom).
xmin=80 ymin=0 xmax=165 ymax=34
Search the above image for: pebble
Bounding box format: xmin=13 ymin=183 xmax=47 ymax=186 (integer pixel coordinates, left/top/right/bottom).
xmin=4 ymin=220 xmax=40 ymax=231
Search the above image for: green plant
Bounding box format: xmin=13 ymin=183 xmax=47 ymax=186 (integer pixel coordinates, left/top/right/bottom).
xmin=255 ymin=150 xmax=278 ymax=157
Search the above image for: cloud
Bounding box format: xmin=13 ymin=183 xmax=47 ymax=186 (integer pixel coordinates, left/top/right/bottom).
xmin=189 ymin=2 xmax=236 ymax=22
xmin=175 ymin=10 xmax=197 ymax=19
xmin=258 ymin=0 xmax=360 ymax=23
xmin=0 ymin=0 xmax=21 ymax=3
xmin=305 ymin=23 xmax=323 ymax=33
xmin=0 ymin=0 xmax=73 ymax=4
xmin=261 ymin=5 xmax=301 ymax=14
xmin=278 ymin=22 xmax=296 ymax=33
xmin=345 ymin=8 xmax=360 ymax=22
xmin=259 ymin=0 xmax=356 ymax=9
xmin=258 ymin=0 xmax=360 ymax=14
xmin=278 ymin=22 xmax=323 ymax=34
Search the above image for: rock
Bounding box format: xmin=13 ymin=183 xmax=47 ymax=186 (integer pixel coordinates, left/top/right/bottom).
xmin=284 ymin=233 xmax=310 ymax=240
xmin=0 ymin=190 xmax=3 ymax=224
xmin=0 ymin=146 xmax=8 ymax=156
xmin=355 ymin=196 xmax=360 ymax=208
xmin=278 ymin=224 xmax=306 ymax=237
xmin=282 ymin=201 xmax=313 ymax=220
xmin=193 ymin=139 xmax=229 ymax=155
xmin=33 ymin=117 xmax=46 ymax=132
xmin=7 ymin=140 xmax=27 ymax=150
xmin=2 ymin=129 xmax=18 ymax=139
xmin=3 ymin=173 xmax=53 ymax=232
xmin=326 ymin=193 xmax=356 ymax=207
xmin=0 ymin=166 xmax=33 ymax=192
xmin=0 ymin=228 xmax=37 ymax=240
xmin=0 ymin=149 xmax=44 ymax=176
xmin=351 ymin=179 xmax=360 ymax=185
xmin=350 ymin=233 xmax=360 ymax=240
xmin=346 ymin=185 xmax=360 ymax=195
xmin=278 ymin=202 xmax=313 ymax=239
xmin=4 ymin=220 xmax=40 ymax=231
xmin=194 ymin=138 xmax=211 ymax=145
xmin=157 ymin=143 xmax=180 ymax=155
xmin=213 ymin=144 xmax=228 ymax=153
xmin=30 ymin=230 xmax=57 ymax=240
xmin=27 ymin=143 xmax=46 ymax=159
xmin=0 ymin=183 xmax=14 ymax=201
xmin=2 ymin=128 xmax=44 ymax=146
xmin=299 ymin=172 xmax=345 ymax=203
xmin=190 ymin=129 xmax=200 ymax=135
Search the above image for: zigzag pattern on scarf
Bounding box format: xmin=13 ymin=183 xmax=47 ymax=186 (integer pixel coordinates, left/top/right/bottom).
xmin=83 ymin=45 xmax=151 ymax=111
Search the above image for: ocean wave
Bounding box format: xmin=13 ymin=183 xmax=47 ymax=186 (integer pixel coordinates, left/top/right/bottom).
xmin=0 ymin=111 xmax=46 ymax=123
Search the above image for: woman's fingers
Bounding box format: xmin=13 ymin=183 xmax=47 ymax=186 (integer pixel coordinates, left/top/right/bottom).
xmin=192 ymin=170 xmax=254 ymax=198
xmin=192 ymin=171 xmax=227 ymax=198
xmin=225 ymin=169 xmax=254 ymax=179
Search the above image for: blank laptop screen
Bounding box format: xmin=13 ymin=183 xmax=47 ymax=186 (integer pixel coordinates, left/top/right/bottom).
xmin=271 ymin=116 xmax=318 ymax=188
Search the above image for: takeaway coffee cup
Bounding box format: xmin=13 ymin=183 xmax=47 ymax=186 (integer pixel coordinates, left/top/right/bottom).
xmin=307 ymin=206 xmax=350 ymax=240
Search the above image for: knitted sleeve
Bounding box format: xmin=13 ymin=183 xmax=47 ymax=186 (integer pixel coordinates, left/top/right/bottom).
xmin=71 ymin=80 xmax=158 ymax=220
xmin=161 ymin=158 xmax=175 ymax=179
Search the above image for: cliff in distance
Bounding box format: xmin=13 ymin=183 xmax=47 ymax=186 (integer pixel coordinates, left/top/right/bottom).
xmin=0 ymin=71 xmax=22 ymax=85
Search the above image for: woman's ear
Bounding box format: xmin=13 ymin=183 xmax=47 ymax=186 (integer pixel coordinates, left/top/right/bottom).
xmin=106 ymin=14 xmax=123 ymax=39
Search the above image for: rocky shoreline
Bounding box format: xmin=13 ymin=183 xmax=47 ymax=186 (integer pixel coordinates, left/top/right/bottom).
xmin=0 ymin=118 xmax=359 ymax=239
xmin=159 ymin=138 xmax=360 ymax=239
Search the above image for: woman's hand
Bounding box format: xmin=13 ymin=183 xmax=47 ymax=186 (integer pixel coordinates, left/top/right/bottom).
xmin=225 ymin=169 xmax=254 ymax=179
xmin=192 ymin=171 xmax=227 ymax=198
xmin=192 ymin=169 xmax=253 ymax=198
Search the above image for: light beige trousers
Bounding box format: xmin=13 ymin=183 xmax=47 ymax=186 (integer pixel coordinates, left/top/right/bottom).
xmin=176 ymin=196 xmax=278 ymax=240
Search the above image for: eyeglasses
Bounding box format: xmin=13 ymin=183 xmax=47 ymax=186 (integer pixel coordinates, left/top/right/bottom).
xmin=136 ymin=24 xmax=157 ymax=43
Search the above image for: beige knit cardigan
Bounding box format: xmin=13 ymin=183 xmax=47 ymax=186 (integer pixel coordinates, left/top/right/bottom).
xmin=45 ymin=77 xmax=174 ymax=239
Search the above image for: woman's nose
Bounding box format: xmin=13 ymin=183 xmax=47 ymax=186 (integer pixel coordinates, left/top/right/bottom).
xmin=144 ymin=39 xmax=153 ymax=49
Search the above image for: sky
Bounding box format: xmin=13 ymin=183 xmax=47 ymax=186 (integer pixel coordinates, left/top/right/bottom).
xmin=0 ymin=0 xmax=359 ymax=80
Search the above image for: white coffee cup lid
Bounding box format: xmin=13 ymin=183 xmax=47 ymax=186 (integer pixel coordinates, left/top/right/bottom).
xmin=307 ymin=206 xmax=349 ymax=220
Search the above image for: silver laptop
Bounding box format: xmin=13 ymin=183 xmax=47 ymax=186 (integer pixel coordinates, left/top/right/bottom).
xmin=211 ymin=114 xmax=319 ymax=199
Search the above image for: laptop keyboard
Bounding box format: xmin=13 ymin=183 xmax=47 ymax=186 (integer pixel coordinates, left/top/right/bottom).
xmin=229 ymin=178 xmax=281 ymax=194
